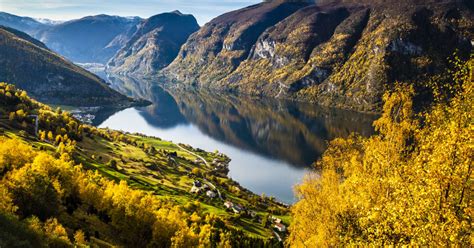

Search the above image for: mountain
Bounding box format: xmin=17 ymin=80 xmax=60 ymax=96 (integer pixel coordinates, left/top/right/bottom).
xmin=163 ymin=0 xmax=310 ymax=84
xmin=107 ymin=11 xmax=199 ymax=76
xmin=0 ymin=12 xmax=50 ymax=36
xmin=36 ymin=15 xmax=142 ymax=63
xmin=163 ymin=0 xmax=473 ymax=112
xmin=0 ymin=26 xmax=135 ymax=106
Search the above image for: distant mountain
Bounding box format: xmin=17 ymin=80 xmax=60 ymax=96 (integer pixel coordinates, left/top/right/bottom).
xmin=36 ymin=15 xmax=142 ymax=63
xmin=0 ymin=12 xmax=142 ymax=64
xmin=106 ymin=11 xmax=199 ymax=76
xmin=0 ymin=26 xmax=135 ymax=106
xmin=0 ymin=12 xmax=50 ymax=36
xmin=163 ymin=0 xmax=473 ymax=112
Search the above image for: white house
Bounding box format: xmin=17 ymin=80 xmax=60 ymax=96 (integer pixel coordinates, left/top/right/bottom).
xmin=190 ymin=186 xmax=201 ymax=194
xmin=206 ymin=190 xmax=217 ymax=198
xmin=272 ymin=216 xmax=282 ymax=224
xmin=274 ymin=223 xmax=286 ymax=232
xmin=224 ymin=201 xmax=233 ymax=209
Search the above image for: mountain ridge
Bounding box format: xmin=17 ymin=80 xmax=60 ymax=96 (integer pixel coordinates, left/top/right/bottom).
xmin=0 ymin=26 xmax=136 ymax=107
xmin=36 ymin=14 xmax=143 ymax=63
xmin=107 ymin=11 xmax=200 ymax=76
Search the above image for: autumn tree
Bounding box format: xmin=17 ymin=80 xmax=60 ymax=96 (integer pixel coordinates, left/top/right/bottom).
xmin=288 ymin=57 xmax=473 ymax=246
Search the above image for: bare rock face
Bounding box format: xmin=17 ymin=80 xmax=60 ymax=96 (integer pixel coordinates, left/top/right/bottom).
xmin=107 ymin=11 xmax=199 ymax=77
xmin=163 ymin=0 xmax=473 ymax=112
xmin=162 ymin=0 xmax=310 ymax=87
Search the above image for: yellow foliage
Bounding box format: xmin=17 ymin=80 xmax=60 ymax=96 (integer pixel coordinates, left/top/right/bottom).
xmin=289 ymin=58 xmax=473 ymax=246
xmin=0 ymin=137 xmax=35 ymax=174
xmin=43 ymin=218 xmax=70 ymax=243
xmin=74 ymin=230 xmax=87 ymax=246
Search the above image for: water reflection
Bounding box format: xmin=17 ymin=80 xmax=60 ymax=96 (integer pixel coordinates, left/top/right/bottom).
xmin=105 ymin=75 xmax=376 ymax=167
xmin=98 ymin=75 xmax=377 ymax=203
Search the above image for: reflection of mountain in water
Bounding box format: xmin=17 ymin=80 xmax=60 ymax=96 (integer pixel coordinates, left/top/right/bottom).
xmin=170 ymin=88 xmax=376 ymax=166
xmin=106 ymin=75 xmax=187 ymax=128
xmin=104 ymin=75 xmax=377 ymax=167
xmin=92 ymin=107 xmax=127 ymax=126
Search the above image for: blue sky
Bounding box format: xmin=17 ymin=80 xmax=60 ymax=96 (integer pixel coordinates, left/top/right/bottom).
xmin=0 ymin=0 xmax=261 ymax=25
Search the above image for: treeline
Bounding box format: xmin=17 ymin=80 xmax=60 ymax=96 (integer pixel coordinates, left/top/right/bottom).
xmin=288 ymin=57 xmax=473 ymax=246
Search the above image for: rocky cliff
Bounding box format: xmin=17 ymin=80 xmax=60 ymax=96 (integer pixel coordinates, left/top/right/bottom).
xmin=163 ymin=0 xmax=310 ymax=86
xmin=163 ymin=0 xmax=473 ymax=112
xmin=107 ymin=11 xmax=199 ymax=76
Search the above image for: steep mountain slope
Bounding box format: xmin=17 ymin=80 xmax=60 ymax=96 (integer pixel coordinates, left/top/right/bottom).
xmin=0 ymin=27 xmax=133 ymax=106
xmin=107 ymin=11 xmax=199 ymax=76
xmin=36 ymin=15 xmax=142 ymax=63
xmin=163 ymin=0 xmax=473 ymax=112
xmin=0 ymin=25 xmax=48 ymax=49
xmin=163 ymin=0 xmax=311 ymax=85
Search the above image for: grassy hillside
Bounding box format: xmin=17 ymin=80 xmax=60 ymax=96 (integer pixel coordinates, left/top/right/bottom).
xmin=0 ymin=82 xmax=289 ymax=247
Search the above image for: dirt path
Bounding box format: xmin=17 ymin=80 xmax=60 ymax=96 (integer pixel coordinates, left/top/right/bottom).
xmin=176 ymin=144 xmax=223 ymax=200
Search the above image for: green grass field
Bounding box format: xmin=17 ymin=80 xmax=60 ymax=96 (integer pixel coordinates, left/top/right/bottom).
xmin=0 ymin=119 xmax=290 ymax=240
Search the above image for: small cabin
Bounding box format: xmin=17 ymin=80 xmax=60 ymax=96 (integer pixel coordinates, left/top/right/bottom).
xmin=224 ymin=201 xmax=233 ymax=209
xmin=274 ymin=223 xmax=286 ymax=232
xmin=206 ymin=190 xmax=217 ymax=198
xmin=190 ymin=186 xmax=201 ymax=194
xmin=272 ymin=216 xmax=282 ymax=224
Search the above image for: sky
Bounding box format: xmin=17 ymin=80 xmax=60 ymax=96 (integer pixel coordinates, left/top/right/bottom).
xmin=0 ymin=0 xmax=261 ymax=25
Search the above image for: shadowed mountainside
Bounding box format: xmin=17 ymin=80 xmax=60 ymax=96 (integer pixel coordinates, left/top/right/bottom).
xmin=0 ymin=27 xmax=134 ymax=106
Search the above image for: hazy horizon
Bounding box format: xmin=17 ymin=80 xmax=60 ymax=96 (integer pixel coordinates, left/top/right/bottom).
xmin=0 ymin=0 xmax=260 ymax=25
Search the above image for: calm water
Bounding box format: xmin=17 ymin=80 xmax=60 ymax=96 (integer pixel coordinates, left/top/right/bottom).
xmin=97 ymin=76 xmax=377 ymax=203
